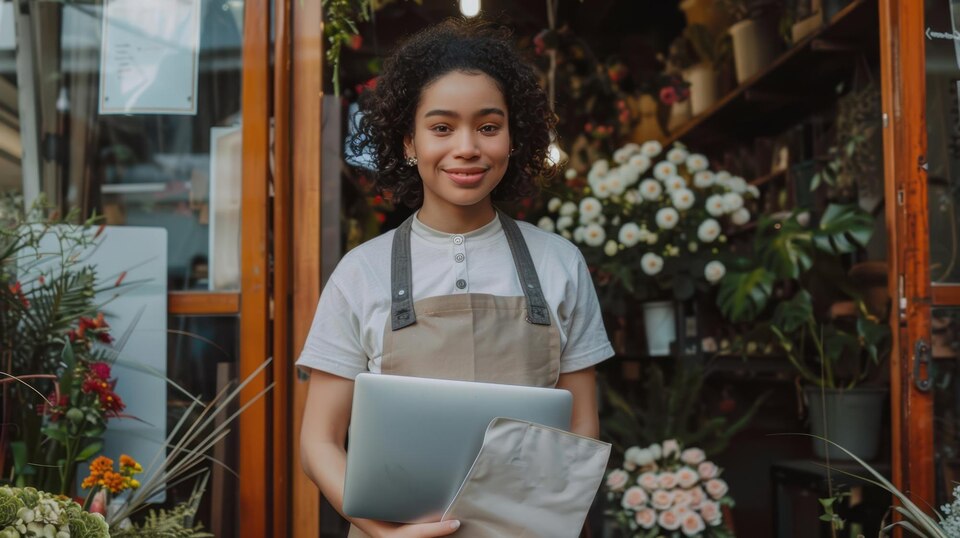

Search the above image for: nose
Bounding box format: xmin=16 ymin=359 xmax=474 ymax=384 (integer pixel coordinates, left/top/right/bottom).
xmin=452 ymin=131 xmax=480 ymax=159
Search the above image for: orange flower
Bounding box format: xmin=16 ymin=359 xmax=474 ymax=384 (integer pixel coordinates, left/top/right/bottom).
xmin=101 ymin=471 xmax=125 ymax=493
xmin=82 ymin=455 xmax=114 ymax=490
xmin=119 ymin=454 xmax=136 ymax=468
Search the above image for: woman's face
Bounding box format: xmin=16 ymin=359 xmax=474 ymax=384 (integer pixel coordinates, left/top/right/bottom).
xmin=404 ymin=71 xmax=511 ymax=214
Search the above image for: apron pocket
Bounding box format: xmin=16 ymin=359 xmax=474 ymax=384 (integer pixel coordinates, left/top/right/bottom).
xmin=441 ymin=417 xmax=611 ymax=538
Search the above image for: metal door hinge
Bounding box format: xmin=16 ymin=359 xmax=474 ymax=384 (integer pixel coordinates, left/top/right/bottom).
xmin=898 ymin=275 xmax=907 ymax=317
xmin=897 ymin=189 xmax=904 ymax=206
xmin=914 ymin=339 xmax=933 ymax=392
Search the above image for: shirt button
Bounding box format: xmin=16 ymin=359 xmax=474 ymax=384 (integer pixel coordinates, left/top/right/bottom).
xmin=455 ymin=253 xmax=465 ymax=263
xmin=456 ymin=279 xmax=466 ymax=289
xmin=453 ymin=235 xmax=464 ymax=245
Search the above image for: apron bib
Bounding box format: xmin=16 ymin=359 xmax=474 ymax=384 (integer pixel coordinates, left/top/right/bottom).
xmin=348 ymin=212 xmax=601 ymax=538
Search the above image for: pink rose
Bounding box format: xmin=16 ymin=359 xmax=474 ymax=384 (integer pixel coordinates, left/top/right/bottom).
xmin=705 ymin=478 xmax=729 ymax=500
xmin=621 ymin=486 xmax=649 ymax=510
xmin=638 ymin=472 xmax=660 ymax=492
xmin=672 ymin=489 xmax=692 ymax=507
xmin=658 ymin=471 xmax=679 ymax=490
xmin=688 ymin=487 xmax=706 ymax=509
xmin=680 ymin=448 xmax=706 ymax=466
xmin=674 ymin=504 xmax=691 ymax=517
xmin=634 ymin=508 xmax=657 ymax=529
xmin=698 ymin=461 xmax=719 ymax=480
xmin=699 ymin=500 xmax=722 ymax=525
xmin=606 ymin=469 xmax=629 ymax=492
xmin=662 ymin=439 xmax=680 ymax=458
xmin=90 ymin=489 xmax=108 ymax=515
xmin=658 ymin=508 xmax=681 ymax=531
xmin=676 ymin=466 xmax=699 ymax=489
xmin=681 ymin=512 xmax=706 ymax=536
xmin=651 ymin=489 xmax=673 ymax=511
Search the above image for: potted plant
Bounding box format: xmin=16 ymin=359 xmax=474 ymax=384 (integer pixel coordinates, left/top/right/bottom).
xmin=716 ymin=205 xmax=891 ymax=460
xmin=719 ymin=0 xmax=783 ymax=83
xmin=538 ymin=140 xmax=759 ymax=355
xmin=677 ymin=24 xmax=729 ymax=116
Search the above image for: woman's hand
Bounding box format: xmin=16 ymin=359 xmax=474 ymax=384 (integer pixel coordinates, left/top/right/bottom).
xmin=368 ymin=519 xmax=461 ymax=537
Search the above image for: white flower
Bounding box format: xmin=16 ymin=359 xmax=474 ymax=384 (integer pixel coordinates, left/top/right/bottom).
xmin=641 ymin=253 xmax=664 ymax=275
xmin=663 ymin=439 xmax=680 ymax=458
xmin=680 ymin=448 xmax=706 ymax=466
xmin=648 ymin=443 xmax=662 ymax=460
xmin=556 ymin=215 xmax=574 ymax=231
xmin=561 ymin=229 xmax=571 ymax=239
xmin=705 ymin=194 xmax=726 ymax=217
xmin=685 ymin=153 xmax=709 ymax=172
xmin=747 ymin=184 xmax=761 ymax=198
xmin=729 ymin=176 xmax=748 ymax=193
xmin=664 ymin=175 xmax=687 ymax=193
xmin=606 ymin=469 xmax=629 ymax=492
xmin=715 ymin=170 xmax=731 ymax=183
xmin=639 ymin=179 xmax=663 ymax=200
xmin=722 ymin=192 xmax=744 ymax=212
xmin=583 ymin=223 xmax=605 ymax=247
xmin=537 ymin=216 xmax=555 ymax=233
xmin=651 ymin=490 xmax=674 ymax=511
xmin=646 ymin=232 xmax=659 ymax=245
xmin=681 ymin=512 xmax=706 ymax=536
xmin=612 ymin=147 xmax=631 ymax=164
xmin=619 ymin=163 xmax=642 ymax=186
xmin=590 ymin=159 xmax=609 ymax=176
xmin=655 ymin=208 xmax=679 ymax=230
xmin=564 ymin=167 xmax=578 ymax=180
xmin=697 ymin=219 xmax=721 ymax=243
xmin=658 ymin=508 xmax=682 ymax=531
xmin=666 ymin=146 xmax=689 ymax=165
xmin=693 ymin=170 xmax=715 ymax=188
xmin=587 ymin=166 xmax=607 ymax=187
xmin=731 ymin=207 xmax=751 ymax=226
xmin=607 ymin=174 xmax=627 ymax=195
xmin=659 ymin=472 xmax=679 ymax=490
xmin=673 ymin=489 xmax=693 ymax=507
xmin=604 ymin=240 xmax=618 ymax=257
xmin=618 ymin=223 xmax=642 ymax=247
xmin=705 ymin=478 xmax=729 ymax=500
xmin=638 ymin=471 xmax=660 ymax=492
xmin=621 ymin=486 xmax=650 ymax=510
xmin=634 ymin=508 xmax=657 ymax=530
xmin=578 ymin=197 xmax=602 ymax=221
xmin=689 ymin=486 xmax=707 ymax=509
xmin=654 ymin=161 xmax=678 ymax=180
xmin=629 ymin=153 xmax=652 ymax=174
xmin=626 ymin=446 xmax=654 ymax=466
xmin=592 ymin=180 xmax=612 ymax=199
xmin=676 ymin=466 xmax=700 ymax=488
xmin=573 ymin=226 xmax=585 ymax=243
xmin=560 ymin=201 xmax=577 ymax=216
xmin=624 ymin=189 xmax=641 ymax=204
xmin=699 ymin=500 xmax=722 ymax=525
xmin=698 ymin=461 xmax=718 ymax=480
xmin=671 ymin=188 xmax=695 ymax=210
xmin=705 ymin=260 xmax=726 ymax=283
xmin=547 ymin=197 xmax=562 ymax=213
xmin=640 ymin=140 xmax=663 ymax=157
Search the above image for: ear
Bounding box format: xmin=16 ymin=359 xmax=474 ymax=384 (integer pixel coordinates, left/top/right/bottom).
xmin=403 ymin=134 xmax=415 ymax=159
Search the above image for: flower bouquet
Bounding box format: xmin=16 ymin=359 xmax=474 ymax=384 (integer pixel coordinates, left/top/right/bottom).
xmin=0 ymin=486 xmax=109 ymax=537
xmin=604 ymin=440 xmax=735 ymax=538
xmin=538 ymin=140 xmax=758 ymax=316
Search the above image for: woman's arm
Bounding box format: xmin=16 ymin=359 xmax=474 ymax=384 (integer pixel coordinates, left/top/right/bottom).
xmin=299 ymin=370 xmax=461 ymax=538
xmin=556 ymin=366 xmax=600 ymax=438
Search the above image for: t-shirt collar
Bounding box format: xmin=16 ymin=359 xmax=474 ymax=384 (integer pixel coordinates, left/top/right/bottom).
xmin=411 ymin=210 xmax=503 ymax=245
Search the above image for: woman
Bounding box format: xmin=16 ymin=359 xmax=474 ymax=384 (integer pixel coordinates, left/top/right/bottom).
xmin=298 ymin=19 xmax=614 ymax=538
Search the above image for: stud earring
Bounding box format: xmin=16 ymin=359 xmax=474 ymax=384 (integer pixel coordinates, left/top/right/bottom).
xmin=406 ymin=156 xmax=418 ymax=167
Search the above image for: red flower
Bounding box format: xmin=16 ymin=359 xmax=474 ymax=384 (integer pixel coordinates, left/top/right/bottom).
xmin=90 ymin=362 xmax=111 ymax=380
xmin=8 ymin=282 xmax=29 ymax=308
xmin=659 ymin=86 xmax=678 ymax=106
xmin=348 ymin=34 xmax=363 ymax=51
xmin=375 ymin=213 xmax=386 ymax=224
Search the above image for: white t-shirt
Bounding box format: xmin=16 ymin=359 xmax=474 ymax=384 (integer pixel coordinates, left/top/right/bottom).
xmin=295 ymin=212 xmax=614 ymax=379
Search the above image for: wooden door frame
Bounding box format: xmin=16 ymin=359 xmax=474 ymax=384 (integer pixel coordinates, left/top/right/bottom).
xmin=879 ymin=0 xmax=934 ymax=506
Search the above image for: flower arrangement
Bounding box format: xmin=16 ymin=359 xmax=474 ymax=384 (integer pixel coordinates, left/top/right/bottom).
xmin=0 ymin=486 xmax=108 ymax=538
xmin=604 ymin=440 xmax=735 ymax=538
xmin=538 ymin=140 xmax=758 ymax=314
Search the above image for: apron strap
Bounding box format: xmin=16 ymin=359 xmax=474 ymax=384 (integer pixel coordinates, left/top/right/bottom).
xmin=390 ymin=215 xmax=417 ymax=330
xmin=389 ymin=210 xmax=552 ymax=330
xmin=497 ymin=211 xmax=551 ymax=326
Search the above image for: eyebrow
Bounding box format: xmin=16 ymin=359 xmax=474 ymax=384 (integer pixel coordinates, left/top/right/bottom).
xmin=423 ymin=107 xmax=506 ymax=118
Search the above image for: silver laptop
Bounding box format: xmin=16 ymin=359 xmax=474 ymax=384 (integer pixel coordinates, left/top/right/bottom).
xmin=342 ymin=373 xmax=572 ymax=523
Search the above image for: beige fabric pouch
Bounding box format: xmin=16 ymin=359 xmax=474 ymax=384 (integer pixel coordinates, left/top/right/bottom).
xmin=441 ymin=417 xmax=611 ymax=538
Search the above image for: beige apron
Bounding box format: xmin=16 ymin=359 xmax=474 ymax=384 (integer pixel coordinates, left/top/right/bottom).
xmin=347 ymin=211 xmax=605 ymax=538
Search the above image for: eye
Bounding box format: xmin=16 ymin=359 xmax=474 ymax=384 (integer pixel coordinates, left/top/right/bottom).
xmin=430 ymin=124 xmax=452 ymax=134
xmin=479 ymin=124 xmax=501 ymax=134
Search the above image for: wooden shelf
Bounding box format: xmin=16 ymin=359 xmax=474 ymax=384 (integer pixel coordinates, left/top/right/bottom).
xmin=665 ymin=0 xmax=878 ymax=149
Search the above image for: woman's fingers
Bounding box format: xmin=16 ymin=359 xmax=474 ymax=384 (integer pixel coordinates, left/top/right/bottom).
xmin=408 ymin=520 xmax=461 ymax=537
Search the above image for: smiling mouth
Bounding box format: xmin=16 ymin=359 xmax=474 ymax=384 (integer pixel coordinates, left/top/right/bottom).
xmin=444 ymin=168 xmax=489 ymax=185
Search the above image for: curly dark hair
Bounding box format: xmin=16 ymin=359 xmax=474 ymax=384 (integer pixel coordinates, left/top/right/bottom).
xmin=353 ymin=18 xmax=556 ymax=208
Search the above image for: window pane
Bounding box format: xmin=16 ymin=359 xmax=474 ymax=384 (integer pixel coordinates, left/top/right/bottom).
xmin=168 ymin=314 xmax=240 ymax=536
xmin=0 ymin=1 xmax=21 ymax=193
xmin=8 ymin=0 xmax=244 ymax=290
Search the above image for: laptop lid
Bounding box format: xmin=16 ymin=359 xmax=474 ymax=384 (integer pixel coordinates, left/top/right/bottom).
xmin=342 ymin=373 xmax=572 ymax=523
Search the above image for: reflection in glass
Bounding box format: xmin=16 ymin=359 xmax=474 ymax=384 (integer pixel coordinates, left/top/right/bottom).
xmin=168 ymin=314 xmax=239 ymax=537
xmin=6 ymin=0 xmax=245 ymax=290
xmin=926 ymin=0 xmax=960 ymax=284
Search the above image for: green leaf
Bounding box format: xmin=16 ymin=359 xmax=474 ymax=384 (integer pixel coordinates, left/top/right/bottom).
xmin=760 ymin=217 xmax=813 ymax=279
xmin=814 ymin=204 xmax=874 ymax=255
xmin=75 ymin=441 xmax=103 ymax=462
xmin=42 ymin=426 xmax=68 ymax=444
xmin=772 ymin=290 xmax=813 ymax=333
xmin=716 ymin=267 xmax=776 ymax=322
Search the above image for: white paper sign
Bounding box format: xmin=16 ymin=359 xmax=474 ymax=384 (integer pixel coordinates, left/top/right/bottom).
xmin=99 ymin=0 xmax=200 ymax=115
